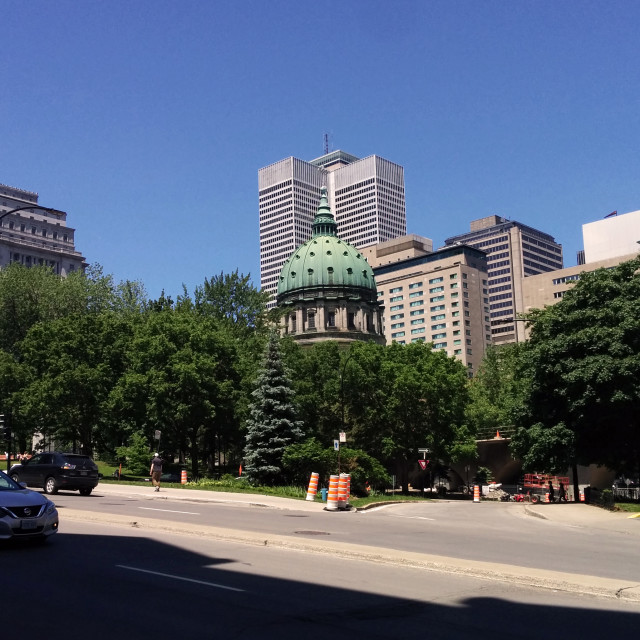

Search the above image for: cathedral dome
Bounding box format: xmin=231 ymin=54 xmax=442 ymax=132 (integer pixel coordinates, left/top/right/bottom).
xmin=277 ymin=187 xmax=378 ymax=301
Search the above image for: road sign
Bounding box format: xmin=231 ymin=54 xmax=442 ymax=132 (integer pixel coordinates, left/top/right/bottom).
xmin=339 ymin=432 xmax=346 ymax=443
xmin=154 ymin=430 xmax=161 ymax=440
xmin=418 ymin=460 xmax=426 ymax=470
xmin=333 ymin=440 xmax=340 ymax=450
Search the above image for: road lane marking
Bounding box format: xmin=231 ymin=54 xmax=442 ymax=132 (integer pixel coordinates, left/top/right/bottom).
xmin=139 ymin=507 xmax=200 ymax=515
xmin=117 ymin=565 xmax=245 ymax=592
xmin=390 ymin=515 xmax=435 ymax=521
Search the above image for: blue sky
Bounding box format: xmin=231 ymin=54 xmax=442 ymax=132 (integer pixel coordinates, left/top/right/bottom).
xmin=2 ymin=1 xmax=639 ymax=301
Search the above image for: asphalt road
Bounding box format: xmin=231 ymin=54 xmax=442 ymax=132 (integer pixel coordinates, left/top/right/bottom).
xmin=4 ymin=517 xmax=640 ymax=640
xmin=48 ymin=485 xmax=640 ymax=583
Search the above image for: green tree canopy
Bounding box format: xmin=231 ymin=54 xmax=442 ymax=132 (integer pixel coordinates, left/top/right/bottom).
xmin=511 ymin=257 xmax=640 ymax=477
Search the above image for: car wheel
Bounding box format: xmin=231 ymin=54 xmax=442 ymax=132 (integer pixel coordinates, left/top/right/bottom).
xmin=79 ymin=488 xmax=92 ymax=496
xmin=531 ymin=494 xmax=540 ymax=504
xmin=10 ymin=474 xmax=20 ymax=483
xmin=44 ymin=476 xmax=58 ymax=495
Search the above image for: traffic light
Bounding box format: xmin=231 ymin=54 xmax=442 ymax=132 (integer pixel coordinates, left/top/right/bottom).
xmin=0 ymin=413 xmax=9 ymax=443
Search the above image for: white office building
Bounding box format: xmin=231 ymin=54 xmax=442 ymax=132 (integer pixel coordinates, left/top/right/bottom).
xmin=583 ymin=209 xmax=640 ymax=263
xmin=0 ymin=183 xmax=86 ymax=275
xmin=259 ymin=151 xmax=406 ymax=302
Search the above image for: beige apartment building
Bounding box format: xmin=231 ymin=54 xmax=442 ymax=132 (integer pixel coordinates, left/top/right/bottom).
xmin=362 ymin=235 xmax=491 ymax=376
xmin=521 ymin=252 xmax=639 ymax=338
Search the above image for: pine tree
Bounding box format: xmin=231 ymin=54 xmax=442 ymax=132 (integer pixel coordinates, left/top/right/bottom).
xmin=243 ymin=332 xmax=304 ymax=485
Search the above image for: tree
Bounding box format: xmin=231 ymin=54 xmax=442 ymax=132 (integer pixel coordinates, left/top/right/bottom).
xmin=109 ymin=306 xmax=239 ymax=477
xmin=466 ymin=343 xmax=528 ymax=439
xmin=193 ymin=271 xmax=271 ymax=334
xmin=345 ymin=341 xmax=474 ymax=493
xmin=15 ymin=311 xmax=133 ymax=456
xmin=511 ymin=257 xmax=640 ymax=484
xmin=243 ymin=332 xmax=304 ymax=485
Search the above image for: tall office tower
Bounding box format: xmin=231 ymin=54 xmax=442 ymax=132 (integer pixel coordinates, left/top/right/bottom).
xmin=445 ymin=215 xmax=563 ymax=344
xmin=259 ymin=151 xmax=406 ymax=303
xmin=0 ymin=183 xmax=86 ymax=275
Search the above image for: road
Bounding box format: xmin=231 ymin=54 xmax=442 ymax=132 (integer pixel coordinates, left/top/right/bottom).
xmin=4 ymin=517 xmax=640 ymax=639
xmin=50 ymin=484 xmax=640 ymax=583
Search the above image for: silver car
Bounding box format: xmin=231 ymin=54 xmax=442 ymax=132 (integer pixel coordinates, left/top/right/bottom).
xmin=0 ymin=469 xmax=59 ymax=542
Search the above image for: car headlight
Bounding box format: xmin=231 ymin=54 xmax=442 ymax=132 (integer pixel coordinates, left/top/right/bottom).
xmin=45 ymin=501 xmax=57 ymax=515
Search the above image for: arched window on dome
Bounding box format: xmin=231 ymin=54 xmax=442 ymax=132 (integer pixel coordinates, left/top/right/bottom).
xmin=327 ymin=266 xmax=334 ymax=285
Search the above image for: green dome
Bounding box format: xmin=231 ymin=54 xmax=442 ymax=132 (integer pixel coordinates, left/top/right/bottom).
xmin=277 ymin=187 xmax=378 ymax=299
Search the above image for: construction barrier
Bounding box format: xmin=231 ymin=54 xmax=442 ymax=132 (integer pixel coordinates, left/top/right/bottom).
xmin=580 ymin=490 xmax=585 ymax=502
xmin=181 ymin=470 xmax=187 ymax=484
xmin=326 ymin=475 xmax=339 ymax=511
xmin=305 ymin=472 xmax=319 ymax=501
xmin=544 ymin=492 xmax=550 ymax=503
xmin=473 ymin=485 xmax=480 ymax=502
xmin=338 ymin=474 xmax=350 ymax=509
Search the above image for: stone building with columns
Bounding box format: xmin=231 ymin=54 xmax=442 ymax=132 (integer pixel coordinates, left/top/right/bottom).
xmin=276 ymin=186 xmax=386 ymax=347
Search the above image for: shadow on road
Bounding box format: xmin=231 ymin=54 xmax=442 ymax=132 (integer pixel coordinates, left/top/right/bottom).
xmin=3 ymin=530 xmax=639 ymax=639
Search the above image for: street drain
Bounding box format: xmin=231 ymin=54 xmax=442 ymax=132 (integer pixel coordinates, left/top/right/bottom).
xmin=294 ymin=530 xmax=330 ymax=535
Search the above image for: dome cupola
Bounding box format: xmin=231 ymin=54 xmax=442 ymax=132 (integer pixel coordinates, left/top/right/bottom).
xmin=276 ymin=186 xmax=385 ymax=347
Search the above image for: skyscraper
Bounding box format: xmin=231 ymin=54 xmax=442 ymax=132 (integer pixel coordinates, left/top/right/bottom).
xmin=258 ymin=150 xmax=406 ymax=302
xmin=445 ymin=215 xmax=563 ymax=344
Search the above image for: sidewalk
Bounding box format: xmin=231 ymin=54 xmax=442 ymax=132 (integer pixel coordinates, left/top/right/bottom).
xmin=524 ymin=501 xmax=640 ymax=536
xmin=93 ymin=481 xmax=326 ymax=512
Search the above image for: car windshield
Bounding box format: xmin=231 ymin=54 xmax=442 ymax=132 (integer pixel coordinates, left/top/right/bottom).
xmin=0 ymin=470 xmax=21 ymax=491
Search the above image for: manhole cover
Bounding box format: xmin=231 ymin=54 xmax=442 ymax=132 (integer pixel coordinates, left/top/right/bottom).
xmin=294 ymin=530 xmax=330 ymax=536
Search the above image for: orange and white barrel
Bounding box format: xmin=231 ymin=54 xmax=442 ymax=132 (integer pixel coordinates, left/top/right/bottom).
xmin=326 ymin=475 xmax=339 ymax=511
xmin=305 ymin=472 xmax=319 ymax=501
xmin=181 ymin=470 xmax=187 ymax=484
xmin=580 ymin=490 xmax=585 ymax=502
xmin=338 ymin=474 xmax=349 ymax=509
xmin=473 ymin=485 xmax=480 ymax=502
xmin=544 ymin=492 xmax=550 ymax=503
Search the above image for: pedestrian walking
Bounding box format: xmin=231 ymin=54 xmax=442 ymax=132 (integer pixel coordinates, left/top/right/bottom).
xmin=548 ymin=480 xmax=555 ymax=503
xmin=150 ymin=453 xmax=163 ymax=492
xmin=559 ymin=482 xmax=567 ymax=503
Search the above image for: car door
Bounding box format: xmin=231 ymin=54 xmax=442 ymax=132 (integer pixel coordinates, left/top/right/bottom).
xmin=21 ymin=453 xmax=55 ymax=487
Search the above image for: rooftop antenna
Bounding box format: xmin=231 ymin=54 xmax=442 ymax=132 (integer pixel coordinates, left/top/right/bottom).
xmin=324 ymin=132 xmax=329 ymax=155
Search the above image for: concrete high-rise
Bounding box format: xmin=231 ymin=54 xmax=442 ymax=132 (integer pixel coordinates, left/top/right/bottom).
xmin=363 ymin=235 xmax=491 ymax=375
xmin=0 ymin=183 xmax=86 ymax=275
xmin=258 ymin=150 xmax=406 ymax=303
xmin=445 ymin=215 xmax=563 ymax=344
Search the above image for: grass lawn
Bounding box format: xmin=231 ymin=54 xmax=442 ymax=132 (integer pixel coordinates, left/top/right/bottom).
xmin=97 ymin=462 xmax=438 ymax=507
xmin=615 ymin=502 xmax=640 ymax=513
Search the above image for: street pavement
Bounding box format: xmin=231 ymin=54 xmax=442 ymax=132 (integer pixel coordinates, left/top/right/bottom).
xmin=59 ymin=481 xmax=640 ymax=602
xmin=89 ymin=481 xmax=640 ymax=534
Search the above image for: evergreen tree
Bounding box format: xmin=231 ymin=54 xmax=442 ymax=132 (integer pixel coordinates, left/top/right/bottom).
xmin=243 ymin=332 xmax=304 ymax=485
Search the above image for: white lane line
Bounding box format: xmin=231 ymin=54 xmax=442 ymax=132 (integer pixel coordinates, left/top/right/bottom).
xmin=117 ymin=565 xmax=245 ymax=592
xmin=390 ymin=514 xmax=435 ymax=521
xmin=139 ymin=507 xmax=200 ymax=515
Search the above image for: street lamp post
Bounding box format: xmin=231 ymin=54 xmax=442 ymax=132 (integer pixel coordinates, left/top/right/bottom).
xmin=0 ymin=204 xmax=64 ymax=224
xmin=338 ymin=350 xmax=356 ymax=475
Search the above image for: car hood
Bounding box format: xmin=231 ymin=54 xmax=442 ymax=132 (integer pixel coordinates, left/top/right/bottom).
xmin=0 ymin=489 xmax=51 ymax=508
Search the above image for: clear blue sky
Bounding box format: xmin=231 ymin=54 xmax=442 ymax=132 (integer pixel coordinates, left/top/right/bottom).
xmin=2 ymin=1 xmax=638 ymax=301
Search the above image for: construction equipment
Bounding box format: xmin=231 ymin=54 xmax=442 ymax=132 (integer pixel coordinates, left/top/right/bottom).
xmin=523 ymin=473 xmax=570 ymax=503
